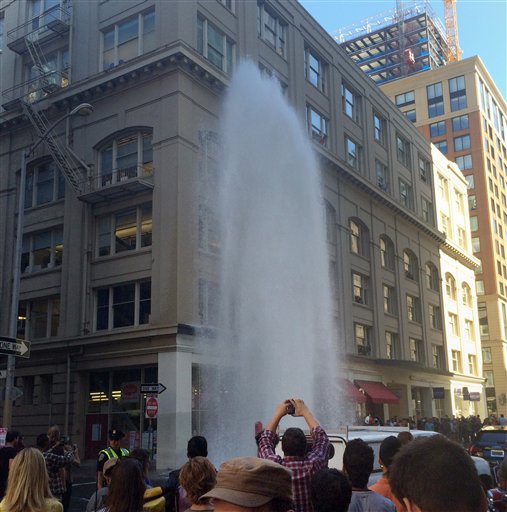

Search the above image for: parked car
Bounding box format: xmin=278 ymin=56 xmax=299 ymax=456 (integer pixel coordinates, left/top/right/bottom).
xmin=469 ymin=426 xmax=507 ymax=468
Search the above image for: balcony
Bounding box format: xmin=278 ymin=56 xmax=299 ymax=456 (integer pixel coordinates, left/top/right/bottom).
xmin=79 ymin=165 xmax=154 ymax=204
xmin=7 ymin=5 xmax=70 ymax=54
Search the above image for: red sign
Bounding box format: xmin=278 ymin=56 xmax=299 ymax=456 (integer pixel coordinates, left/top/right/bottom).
xmin=146 ymin=397 xmax=158 ymax=418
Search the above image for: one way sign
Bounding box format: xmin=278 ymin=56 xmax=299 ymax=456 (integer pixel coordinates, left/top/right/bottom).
xmin=0 ymin=337 xmax=31 ymax=358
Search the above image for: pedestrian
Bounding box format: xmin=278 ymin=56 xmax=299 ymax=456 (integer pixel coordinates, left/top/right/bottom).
xmin=369 ymin=436 xmax=403 ymax=512
xmin=1 ymin=447 xmax=62 ymax=512
xmin=86 ymin=458 xmax=118 ymax=512
xmin=258 ymin=398 xmax=329 ymax=512
xmin=487 ymin=459 xmax=507 ymax=511
xmin=99 ymin=457 xmax=145 ymax=512
xmin=310 ymin=468 xmax=352 ymax=512
xmin=0 ymin=431 xmax=22 ymax=499
xmin=389 ymin=435 xmax=488 ymax=512
xmin=201 ymin=457 xmax=294 ymax=512
xmin=342 ymin=439 xmax=395 ymax=512
xmin=130 ymin=449 xmax=152 ymax=487
xmin=97 ymin=429 xmax=129 ymax=490
xmin=396 ymin=431 xmax=413 ymax=446
xmin=178 ymin=456 xmax=216 ymax=512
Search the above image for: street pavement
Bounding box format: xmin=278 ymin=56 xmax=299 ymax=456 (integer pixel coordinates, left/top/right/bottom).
xmin=69 ymin=459 xmax=169 ymax=512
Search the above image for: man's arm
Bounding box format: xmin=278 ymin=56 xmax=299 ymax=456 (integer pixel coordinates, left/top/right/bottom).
xmin=45 ymin=450 xmax=74 ymax=469
xmin=258 ymin=401 xmax=288 ymax=463
xmin=292 ymin=399 xmax=329 ymax=464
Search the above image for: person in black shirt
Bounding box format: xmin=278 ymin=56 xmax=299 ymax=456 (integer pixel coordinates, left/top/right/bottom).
xmin=0 ymin=430 xmax=22 ymax=498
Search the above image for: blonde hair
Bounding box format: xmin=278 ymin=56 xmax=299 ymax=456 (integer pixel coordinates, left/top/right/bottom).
xmin=4 ymin=447 xmax=53 ymax=512
xmin=179 ymin=456 xmax=216 ymax=504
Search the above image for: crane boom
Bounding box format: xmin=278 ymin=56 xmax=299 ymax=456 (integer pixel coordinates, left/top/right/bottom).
xmin=444 ymin=0 xmax=462 ymax=62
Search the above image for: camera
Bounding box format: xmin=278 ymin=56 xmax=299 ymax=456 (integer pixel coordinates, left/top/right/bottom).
xmin=286 ymin=402 xmax=295 ymax=415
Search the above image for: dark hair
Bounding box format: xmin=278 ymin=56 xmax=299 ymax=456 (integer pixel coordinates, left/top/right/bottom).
xmin=187 ymin=436 xmax=208 ymax=458
xmin=281 ymin=428 xmax=307 ymax=457
xmin=105 ymin=458 xmax=146 ymax=512
xmin=397 ymin=431 xmax=413 ymax=445
xmin=342 ymin=439 xmax=373 ymax=488
xmin=36 ymin=434 xmax=49 ymax=451
xmin=179 ymin=456 xmax=216 ymax=504
xmin=379 ymin=436 xmax=401 ymax=470
xmin=129 ymin=448 xmax=150 ymax=474
xmin=311 ymin=469 xmax=352 ymax=512
xmin=6 ymin=431 xmax=21 ymax=443
xmin=389 ymin=436 xmax=485 ymax=512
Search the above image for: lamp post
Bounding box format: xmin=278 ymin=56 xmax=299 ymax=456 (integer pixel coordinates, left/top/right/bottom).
xmin=3 ymin=103 xmax=94 ymax=428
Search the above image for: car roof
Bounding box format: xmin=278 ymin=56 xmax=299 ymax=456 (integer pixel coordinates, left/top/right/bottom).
xmin=480 ymin=426 xmax=507 ymax=432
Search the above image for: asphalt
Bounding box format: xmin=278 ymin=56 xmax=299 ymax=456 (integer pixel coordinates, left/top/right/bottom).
xmin=69 ymin=459 xmax=170 ymax=512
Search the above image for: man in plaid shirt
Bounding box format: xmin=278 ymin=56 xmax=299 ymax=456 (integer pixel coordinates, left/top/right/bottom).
xmin=258 ymin=398 xmax=329 ymax=512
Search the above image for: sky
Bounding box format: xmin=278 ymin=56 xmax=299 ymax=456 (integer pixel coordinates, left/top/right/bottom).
xmin=299 ymin=0 xmax=507 ymax=100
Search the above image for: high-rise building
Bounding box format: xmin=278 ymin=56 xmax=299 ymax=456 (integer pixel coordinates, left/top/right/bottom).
xmin=381 ymin=56 xmax=507 ymax=417
xmin=0 ymin=0 xmax=476 ymax=466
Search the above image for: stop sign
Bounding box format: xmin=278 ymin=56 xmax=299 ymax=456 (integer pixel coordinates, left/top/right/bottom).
xmin=146 ymin=396 xmax=158 ymax=418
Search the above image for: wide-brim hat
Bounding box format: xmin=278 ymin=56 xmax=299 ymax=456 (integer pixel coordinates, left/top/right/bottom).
xmin=201 ymin=457 xmax=292 ymax=507
xmin=103 ymin=457 xmax=119 ymax=475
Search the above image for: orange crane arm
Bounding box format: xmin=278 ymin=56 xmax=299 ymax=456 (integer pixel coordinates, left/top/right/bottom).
xmin=444 ymin=0 xmax=462 ymax=62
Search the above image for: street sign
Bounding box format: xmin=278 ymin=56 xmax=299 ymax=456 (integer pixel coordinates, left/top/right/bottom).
xmin=145 ymin=396 xmax=158 ymax=419
xmin=140 ymin=383 xmax=167 ymax=395
xmin=0 ymin=337 xmax=30 ymax=358
xmin=0 ymin=386 xmax=23 ymax=401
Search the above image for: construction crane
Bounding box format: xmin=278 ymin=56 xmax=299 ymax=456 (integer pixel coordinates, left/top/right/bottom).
xmin=443 ymin=0 xmax=462 ymax=62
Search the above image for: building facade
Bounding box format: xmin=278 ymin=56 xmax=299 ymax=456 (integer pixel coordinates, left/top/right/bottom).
xmin=0 ymin=0 xmax=466 ymax=467
xmin=381 ymin=56 xmax=507 ymax=417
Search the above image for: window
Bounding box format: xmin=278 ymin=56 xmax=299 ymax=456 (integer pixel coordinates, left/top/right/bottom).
xmin=218 ymin=0 xmax=233 ymax=10
xmin=451 ymin=350 xmax=462 ymax=372
xmin=403 ymin=250 xmax=418 ymax=281
xmin=438 ymin=175 xmax=448 ymax=201
xmin=355 ymin=323 xmax=371 ymax=356
xmin=399 ymin=180 xmax=413 ymax=209
xmin=471 ymin=236 xmax=480 ymax=253
xmin=418 ymin=156 xmax=430 ymax=183
xmin=449 ymin=75 xmax=467 ymax=111
xmin=465 ymin=175 xmax=475 ymax=189
xmin=434 ymin=140 xmax=448 ymax=154
xmin=484 ymin=370 xmax=494 ymax=387
xmin=103 ymin=9 xmax=155 ymax=69
xmin=198 ymin=279 xmax=220 ymax=326
xmin=352 ymin=272 xmax=369 ymax=305
xmin=379 ymin=235 xmax=394 ymax=270
xmin=427 ymin=82 xmax=444 ymax=118
xmin=17 ymin=297 xmax=60 ymax=339
xmin=396 ymin=134 xmax=411 ymax=167
xmin=395 ymin=91 xmax=415 ymax=107
xmin=386 ymin=331 xmax=397 ymax=360
xmin=342 ymin=84 xmax=361 ymax=123
xmin=448 ymin=312 xmax=459 ymax=336
xmin=96 ymin=280 xmax=151 ymax=331
xmin=432 ymin=345 xmax=444 ymax=369
xmin=468 ymin=355 xmax=477 ymax=375
xmin=452 ymin=114 xmax=469 ymax=131
xmin=454 ymin=135 xmax=471 ymax=152
xmin=429 ymin=304 xmax=442 ymax=329
xmin=445 ymin=273 xmax=456 ymax=300
xmin=375 ymin=160 xmax=389 ymax=192
xmin=307 ymin=105 xmax=328 ymax=146
xmin=404 ymin=109 xmax=416 ymax=123
xmin=383 ymin=284 xmax=396 ymax=314
xmin=24 ymin=161 xmax=65 ymax=209
xmin=468 ymin=195 xmax=477 ymax=210
xmin=465 ymin=319 xmax=475 ymax=341
xmin=98 ymin=130 xmax=153 ymax=186
xmin=305 ymin=47 xmax=326 ymax=92
xmin=430 ymin=121 xmax=446 ymax=137
xmin=478 ymin=302 xmax=489 ymax=335
xmin=21 ymin=228 xmax=63 ymax=274
xmin=325 ymin=202 xmax=336 ymax=245
xmin=373 ymin=113 xmax=386 ymax=145
xmin=482 ymin=347 xmax=492 ymax=364
xmin=456 ymin=154 xmax=473 ymax=170
xmin=96 ymin=203 xmax=152 ymax=257
xmin=257 ymin=3 xmax=286 ymax=57
xmin=455 ymin=190 xmax=464 ymax=215
xmin=421 ymin=197 xmax=433 ymax=224
xmin=345 ymin=136 xmax=362 ymax=170
xmin=197 ymin=15 xmax=234 ymax=73
xmin=425 ymin=263 xmax=439 ymax=291
xmin=39 ymin=375 xmax=53 ymax=405
xmin=476 ymin=280 xmax=485 ymax=295
xmin=0 ymin=12 xmax=3 ymax=51
xmin=349 ymin=219 xmax=368 ymax=257
xmin=406 ymin=295 xmax=421 ymax=322
xmin=409 ymin=337 xmax=422 ymax=362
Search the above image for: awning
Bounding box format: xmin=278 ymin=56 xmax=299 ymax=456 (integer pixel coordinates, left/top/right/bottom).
xmin=354 ymin=380 xmax=400 ymax=404
xmin=341 ymin=379 xmax=367 ymax=403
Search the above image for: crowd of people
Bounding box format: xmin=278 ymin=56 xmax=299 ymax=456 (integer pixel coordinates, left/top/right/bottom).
xmin=0 ymin=400 xmax=506 ymax=512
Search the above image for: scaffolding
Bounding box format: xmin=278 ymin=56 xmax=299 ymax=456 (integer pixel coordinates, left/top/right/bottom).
xmin=337 ymin=2 xmax=452 ymax=85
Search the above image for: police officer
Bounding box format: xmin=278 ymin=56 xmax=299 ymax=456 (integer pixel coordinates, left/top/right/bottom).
xmin=96 ymin=429 xmax=129 ymax=489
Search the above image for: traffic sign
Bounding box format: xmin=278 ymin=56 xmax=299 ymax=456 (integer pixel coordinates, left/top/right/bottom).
xmin=146 ymin=396 xmax=158 ymax=419
xmin=0 ymin=337 xmax=30 ymax=358
xmin=140 ymin=383 xmax=167 ymax=395
xmin=0 ymin=386 xmax=23 ymax=401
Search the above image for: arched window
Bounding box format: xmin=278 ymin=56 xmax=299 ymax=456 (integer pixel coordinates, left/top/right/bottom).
xmin=97 ymin=128 xmax=153 ymax=187
xmin=403 ymin=250 xmax=418 ymax=281
xmin=349 ymin=218 xmax=369 ymax=258
xmin=425 ymin=262 xmax=439 ymax=291
xmin=462 ymin=282 xmax=472 ymax=307
xmin=379 ymin=235 xmax=394 ymax=270
xmin=445 ymin=273 xmax=457 ymax=300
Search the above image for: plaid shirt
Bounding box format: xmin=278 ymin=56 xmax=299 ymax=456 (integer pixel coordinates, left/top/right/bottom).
xmin=44 ymin=449 xmax=74 ymax=500
xmin=258 ymin=426 xmax=329 ymax=512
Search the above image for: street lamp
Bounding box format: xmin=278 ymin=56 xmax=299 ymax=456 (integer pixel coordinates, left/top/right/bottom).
xmin=3 ymin=103 xmax=94 ymax=428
